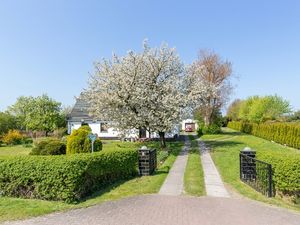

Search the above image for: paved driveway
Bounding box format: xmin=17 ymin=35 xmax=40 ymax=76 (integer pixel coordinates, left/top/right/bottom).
xmin=4 ymin=195 xmax=300 ymax=225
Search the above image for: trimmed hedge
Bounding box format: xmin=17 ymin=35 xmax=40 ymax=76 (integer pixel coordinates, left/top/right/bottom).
xmin=0 ymin=149 xmax=138 ymax=202
xmin=227 ymin=121 xmax=300 ymax=149
xmin=258 ymin=151 xmax=300 ymax=201
xmin=228 ymin=121 xmax=300 ymax=201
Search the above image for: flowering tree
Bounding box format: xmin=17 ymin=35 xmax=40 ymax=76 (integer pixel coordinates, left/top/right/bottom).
xmin=186 ymin=50 xmax=233 ymax=126
xmin=84 ymin=41 xmax=184 ymax=148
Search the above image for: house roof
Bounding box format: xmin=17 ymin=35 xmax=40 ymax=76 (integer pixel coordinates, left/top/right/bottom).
xmin=68 ymin=97 xmax=95 ymax=122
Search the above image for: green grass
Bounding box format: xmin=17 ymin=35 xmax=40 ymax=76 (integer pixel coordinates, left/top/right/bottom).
xmin=0 ymin=144 xmax=32 ymax=156
xmin=184 ymin=135 xmax=205 ymax=196
xmin=0 ymin=140 xmax=183 ymax=222
xmin=202 ymin=127 xmax=300 ymax=212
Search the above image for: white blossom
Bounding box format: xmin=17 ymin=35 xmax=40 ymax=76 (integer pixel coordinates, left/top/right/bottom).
xmin=84 ymin=41 xmax=184 ymax=146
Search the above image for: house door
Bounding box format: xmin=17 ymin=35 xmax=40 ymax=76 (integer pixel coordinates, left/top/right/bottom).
xmin=139 ymin=128 xmax=147 ymax=138
xmin=185 ymin=123 xmax=195 ymax=131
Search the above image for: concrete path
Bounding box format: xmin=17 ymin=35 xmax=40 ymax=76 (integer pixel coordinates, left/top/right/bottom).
xmin=198 ymin=139 xmax=230 ymax=198
xmin=159 ymin=135 xmax=190 ymax=195
xmin=5 ymin=195 xmax=300 ymax=225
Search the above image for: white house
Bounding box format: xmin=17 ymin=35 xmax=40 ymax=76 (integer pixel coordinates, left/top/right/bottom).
xmin=67 ymin=97 xmax=180 ymax=139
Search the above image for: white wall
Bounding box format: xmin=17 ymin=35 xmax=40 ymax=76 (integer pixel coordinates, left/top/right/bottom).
xmin=68 ymin=121 xmax=120 ymax=138
xmin=68 ymin=121 xmax=180 ymax=139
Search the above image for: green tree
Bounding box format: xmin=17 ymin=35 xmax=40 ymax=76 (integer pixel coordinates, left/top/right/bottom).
xmin=227 ymin=99 xmax=243 ymax=121
xmin=238 ymin=96 xmax=259 ymax=121
xmin=7 ymin=96 xmax=33 ymax=130
xmin=0 ymin=112 xmax=18 ymax=135
xmin=9 ymin=95 xmax=62 ymax=135
xmin=236 ymin=95 xmax=290 ymax=122
xmin=248 ymin=95 xmax=290 ymax=122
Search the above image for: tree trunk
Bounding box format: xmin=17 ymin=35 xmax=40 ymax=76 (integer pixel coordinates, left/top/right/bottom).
xmin=158 ymin=131 xmax=166 ymax=149
xmin=204 ymin=116 xmax=210 ymax=126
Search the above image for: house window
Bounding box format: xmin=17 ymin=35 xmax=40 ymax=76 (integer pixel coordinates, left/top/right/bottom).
xmin=100 ymin=122 xmax=109 ymax=133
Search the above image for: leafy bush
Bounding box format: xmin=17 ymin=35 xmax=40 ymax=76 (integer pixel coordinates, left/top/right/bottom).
xmin=22 ymin=143 xmax=33 ymax=148
xmin=197 ymin=127 xmax=203 ymax=137
xmin=227 ymin=121 xmax=300 ymax=149
xmin=197 ymin=124 xmax=221 ymax=136
xmin=67 ymin=126 xmax=102 ymax=154
xmin=2 ymin=130 xmax=23 ymax=145
xmin=258 ymin=151 xmax=300 ymax=202
xmin=202 ymin=124 xmax=222 ymax=134
xmin=30 ymin=139 xmax=66 ymax=155
xmin=0 ymin=149 xmax=138 ymax=202
xmin=22 ymin=138 xmax=33 ymax=144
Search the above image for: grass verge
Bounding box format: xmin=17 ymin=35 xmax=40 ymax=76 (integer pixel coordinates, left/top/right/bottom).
xmin=184 ymin=135 xmax=205 ymax=196
xmin=202 ymin=127 xmax=300 ymax=212
xmin=0 ymin=141 xmax=183 ymax=222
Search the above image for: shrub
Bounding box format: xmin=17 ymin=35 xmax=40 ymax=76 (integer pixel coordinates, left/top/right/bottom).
xmin=202 ymin=124 xmax=222 ymax=134
xmin=258 ymin=151 xmax=300 ymax=202
xmin=2 ymin=130 xmax=23 ymax=145
xmin=22 ymin=143 xmax=33 ymax=148
xmin=227 ymin=121 xmax=300 ymax=149
xmin=0 ymin=149 xmax=138 ymax=202
xmin=197 ymin=127 xmax=203 ymax=137
xmin=67 ymin=126 xmax=102 ymax=154
xmin=22 ymin=138 xmax=33 ymax=144
xmin=30 ymin=139 xmax=66 ymax=155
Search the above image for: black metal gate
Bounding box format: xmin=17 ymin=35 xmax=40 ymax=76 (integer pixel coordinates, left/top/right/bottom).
xmin=240 ymin=153 xmax=273 ymax=197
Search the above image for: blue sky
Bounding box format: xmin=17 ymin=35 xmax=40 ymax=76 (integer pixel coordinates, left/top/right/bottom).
xmin=0 ymin=0 xmax=299 ymax=111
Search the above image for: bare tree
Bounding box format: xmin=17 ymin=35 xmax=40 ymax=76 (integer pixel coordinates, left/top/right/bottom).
xmin=187 ymin=50 xmax=233 ymax=126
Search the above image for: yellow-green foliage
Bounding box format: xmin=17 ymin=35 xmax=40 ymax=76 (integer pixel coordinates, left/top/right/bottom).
xmin=66 ymin=126 xmax=102 ymax=154
xmin=2 ymin=130 xmax=23 ymax=145
xmin=228 ymin=121 xmax=300 ymax=149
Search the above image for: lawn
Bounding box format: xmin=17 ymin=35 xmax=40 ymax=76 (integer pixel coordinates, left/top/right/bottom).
xmin=0 ymin=140 xmax=184 ymax=222
xmin=202 ymin=127 xmax=300 ymax=212
xmin=0 ymin=139 xmax=165 ymax=157
xmin=184 ymin=135 xmax=205 ymax=196
xmin=0 ymin=144 xmax=32 ymax=156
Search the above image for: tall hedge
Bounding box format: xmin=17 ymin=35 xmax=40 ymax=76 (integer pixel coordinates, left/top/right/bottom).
xmin=0 ymin=149 xmax=138 ymax=202
xmin=227 ymin=121 xmax=300 ymax=149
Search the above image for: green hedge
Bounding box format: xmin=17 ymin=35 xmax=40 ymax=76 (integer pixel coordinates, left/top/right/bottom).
xmin=227 ymin=121 xmax=300 ymax=200
xmin=227 ymin=121 xmax=300 ymax=149
xmin=258 ymin=151 xmax=300 ymax=201
xmin=0 ymin=149 xmax=138 ymax=203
